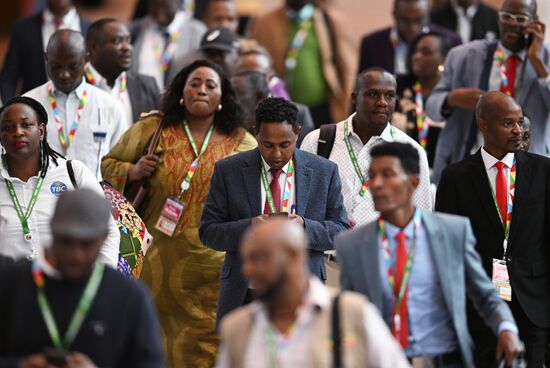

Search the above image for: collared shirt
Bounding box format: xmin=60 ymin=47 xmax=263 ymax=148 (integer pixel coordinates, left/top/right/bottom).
xmin=85 ymin=63 xmax=133 ymax=126
xmin=450 ymin=0 xmax=478 ymax=42
xmin=0 ymin=159 xmax=119 ymax=268
xmin=480 ymin=147 xmax=515 ymax=199
xmin=215 ymin=277 xmax=411 ymax=368
xmin=138 ymin=11 xmax=186 ymax=90
xmin=378 ymin=210 xmax=458 ymax=357
xmin=24 ymin=79 xmax=129 ymax=180
xmin=300 ymin=113 xmax=432 ymax=226
xmin=260 ymin=157 xmax=296 ymax=214
xmin=390 ymin=27 xmax=409 ymax=75
xmin=41 ymin=7 xmax=81 ymax=51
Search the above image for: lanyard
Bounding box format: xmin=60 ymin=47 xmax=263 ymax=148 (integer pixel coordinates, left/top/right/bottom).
xmin=486 ymin=160 xmax=516 ymax=253
xmin=343 ymin=118 xmax=396 ymax=197
xmin=32 ymin=260 xmax=104 ymax=351
xmin=413 ymin=82 xmax=429 ymax=150
xmin=260 ymin=159 xmax=294 ymax=214
xmin=285 ymin=4 xmax=315 ymax=74
xmin=180 ymin=122 xmax=214 ymax=195
xmin=5 ymin=177 xmax=44 ymax=241
xmin=48 ymin=84 xmax=88 ymax=151
xmin=84 ymin=66 xmax=127 ymax=103
xmin=378 ymin=210 xmax=421 ymax=328
xmin=265 ymin=320 xmax=299 ymax=368
xmin=156 ymin=30 xmax=182 ymax=73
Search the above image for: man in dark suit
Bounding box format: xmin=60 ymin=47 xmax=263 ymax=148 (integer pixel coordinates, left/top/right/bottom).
xmin=200 ymin=97 xmax=349 ymax=324
xmin=358 ymin=0 xmax=461 ymax=76
xmin=431 ymin=0 xmax=499 ymax=42
xmin=337 ymin=141 xmax=523 ymax=367
xmin=0 ymin=0 xmax=90 ymax=101
xmin=436 ymin=91 xmax=550 ymax=367
xmin=85 ymin=18 xmax=160 ymax=125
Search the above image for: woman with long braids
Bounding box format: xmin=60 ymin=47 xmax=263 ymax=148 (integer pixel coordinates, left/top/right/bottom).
xmin=0 ymin=96 xmax=119 ymax=267
xmin=102 ymin=60 xmax=256 ymax=367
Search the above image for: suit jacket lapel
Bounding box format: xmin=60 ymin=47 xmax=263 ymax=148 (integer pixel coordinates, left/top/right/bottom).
xmin=242 ymin=149 xmax=262 ymax=216
xmin=469 ymin=151 xmax=504 ymax=235
xmin=507 ymin=152 xmax=530 ymax=250
xmin=125 ymin=72 xmax=141 ymax=123
xmin=519 ymin=56 xmax=537 ymax=106
xmin=361 ymin=223 xmax=384 ymax=315
xmin=294 ymin=150 xmax=312 ymax=216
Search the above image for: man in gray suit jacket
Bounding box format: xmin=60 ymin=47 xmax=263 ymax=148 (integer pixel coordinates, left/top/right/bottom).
xmin=336 ymin=142 xmax=523 ymax=367
xmin=200 ymin=97 xmax=349 ymax=325
xmin=426 ymin=0 xmax=550 ymax=183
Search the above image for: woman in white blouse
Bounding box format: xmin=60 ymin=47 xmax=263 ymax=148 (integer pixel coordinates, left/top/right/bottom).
xmin=0 ymin=96 xmax=119 ymax=267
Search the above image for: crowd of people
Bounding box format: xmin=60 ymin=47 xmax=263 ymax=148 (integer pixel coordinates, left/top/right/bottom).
xmin=0 ymin=0 xmax=549 ymax=367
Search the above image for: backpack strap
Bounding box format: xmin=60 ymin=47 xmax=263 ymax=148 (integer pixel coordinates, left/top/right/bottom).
xmin=66 ymin=160 xmax=78 ymax=189
xmin=317 ymin=123 xmax=337 ymax=159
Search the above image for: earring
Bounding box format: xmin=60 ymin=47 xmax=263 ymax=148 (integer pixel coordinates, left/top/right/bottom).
xmin=179 ymin=98 xmax=185 ymax=106
xmin=216 ymin=104 xmax=222 ymax=112
xmin=438 ymin=64 xmax=445 ymax=73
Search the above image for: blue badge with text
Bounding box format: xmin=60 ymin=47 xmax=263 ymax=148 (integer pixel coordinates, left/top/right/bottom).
xmin=50 ymin=181 xmax=68 ymax=196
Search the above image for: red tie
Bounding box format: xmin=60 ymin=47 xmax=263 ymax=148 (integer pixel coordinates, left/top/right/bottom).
xmin=501 ymin=55 xmax=520 ymax=97
xmin=393 ymin=231 xmax=409 ymax=348
xmin=264 ymin=168 xmax=282 ymax=214
xmin=495 ymin=162 xmax=508 ymax=224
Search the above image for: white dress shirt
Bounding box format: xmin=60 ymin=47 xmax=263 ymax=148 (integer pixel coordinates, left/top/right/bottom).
xmin=41 ymin=7 xmax=81 ymax=51
xmin=24 ymin=79 xmax=129 ymax=180
xmin=450 ymin=0 xmax=478 ymax=43
xmin=138 ymin=11 xmax=186 ymax=90
xmin=216 ymin=277 xmax=410 ymax=368
xmin=480 ymin=147 xmax=515 ymax=204
xmin=0 ymin=159 xmax=119 ymax=268
xmin=85 ymin=63 xmax=134 ymax=127
xmin=260 ymin=157 xmax=296 ymax=214
xmin=301 ymin=113 xmax=432 ymax=226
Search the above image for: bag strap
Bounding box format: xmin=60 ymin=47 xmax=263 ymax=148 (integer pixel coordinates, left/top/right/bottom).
xmin=331 ymin=293 xmax=342 ymax=368
xmin=317 ymin=123 xmax=337 ymax=159
xmin=66 ymin=160 xmax=78 ymax=189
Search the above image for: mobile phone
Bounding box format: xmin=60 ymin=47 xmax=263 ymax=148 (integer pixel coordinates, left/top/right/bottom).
xmin=44 ymin=347 xmax=68 ymax=366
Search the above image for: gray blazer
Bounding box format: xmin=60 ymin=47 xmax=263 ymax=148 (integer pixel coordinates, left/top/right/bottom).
xmin=200 ymin=148 xmax=350 ymax=324
xmin=335 ymin=211 xmax=515 ymax=367
xmin=426 ymin=40 xmax=550 ymax=183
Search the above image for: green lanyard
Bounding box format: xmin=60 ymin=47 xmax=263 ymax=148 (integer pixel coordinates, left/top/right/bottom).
xmin=260 ymin=159 xmax=294 ymax=214
xmin=344 ymin=119 xmax=396 ymax=197
xmin=180 ymin=122 xmax=214 ymax=193
xmin=32 ymin=261 xmax=104 ymax=350
xmin=265 ymin=325 xmax=278 ymax=368
xmin=5 ymin=177 xmax=44 ymax=241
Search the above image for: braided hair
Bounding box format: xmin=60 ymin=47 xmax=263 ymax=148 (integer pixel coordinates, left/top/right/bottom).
xmin=0 ymin=96 xmax=65 ymax=178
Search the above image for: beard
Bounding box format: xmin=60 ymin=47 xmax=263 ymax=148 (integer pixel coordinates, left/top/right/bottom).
xmin=253 ymin=263 xmax=288 ymax=302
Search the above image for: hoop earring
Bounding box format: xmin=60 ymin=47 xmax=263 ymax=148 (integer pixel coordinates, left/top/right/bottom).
xmin=216 ymin=104 xmax=222 ymax=112
xmin=179 ymin=98 xmax=185 ymax=106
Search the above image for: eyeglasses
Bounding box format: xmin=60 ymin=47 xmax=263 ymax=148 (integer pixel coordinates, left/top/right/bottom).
xmin=498 ymin=11 xmax=531 ymax=26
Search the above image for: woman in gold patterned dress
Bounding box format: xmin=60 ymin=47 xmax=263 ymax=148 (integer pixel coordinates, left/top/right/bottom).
xmin=101 ymin=60 xmax=257 ymax=367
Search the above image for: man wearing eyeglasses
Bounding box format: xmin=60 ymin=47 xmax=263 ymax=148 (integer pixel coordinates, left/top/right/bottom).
xmin=427 ymin=0 xmax=550 ymax=185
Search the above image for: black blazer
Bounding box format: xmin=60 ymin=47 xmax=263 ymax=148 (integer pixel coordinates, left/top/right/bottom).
xmin=430 ymin=2 xmax=499 ymax=42
xmin=0 ymin=12 xmax=90 ymax=101
xmin=435 ymin=151 xmax=550 ymax=328
xmin=124 ymin=71 xmax=161 ymax=123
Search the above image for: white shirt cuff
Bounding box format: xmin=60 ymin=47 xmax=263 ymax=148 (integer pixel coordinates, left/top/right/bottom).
xmin=497 ymin=321 xmax=519 ymax=335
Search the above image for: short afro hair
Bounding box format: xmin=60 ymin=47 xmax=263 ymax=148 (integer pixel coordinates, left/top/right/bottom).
xmin=370 ymin=142 xmax=420 ymax=175
xmin=255 ymin=97 xmax=299 ymax=132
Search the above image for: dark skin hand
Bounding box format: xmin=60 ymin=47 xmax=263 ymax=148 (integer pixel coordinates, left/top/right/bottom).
xmin=446 ymin=88 xmax=485 ymax=110
xmin=525 ymin=20 xmax=549 ymax=78
xmin=127 ymin=154 xmax=160 ymax=182
xmin=496 ymin=330 xmax=524 ymax=365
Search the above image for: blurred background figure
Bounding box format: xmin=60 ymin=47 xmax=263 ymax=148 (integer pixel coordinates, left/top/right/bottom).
xmin=520 ymin=114 xmax=531 ymax=151
xmin=130 ymin=0 xmax=206 ymax=91
xmin=394 ymin=31 xmax=453 ymax=168
xmin=102 ymin=60 xmax=256 ymax=367
xmin=85 ymin=18 xmax=160 ymax=126
xmin=249 ymin=0 xmax=357 ymax=127
xmin=216 ymin=218 xmax=411 ymax=368
xmin=431 ymin=0 xmax=500 ymax=43
xmin=359 ymin=0 xmax=461 ymax=76
xmin=202 ymin=0 xmax=238 ymax=33
xmin=0 ymin=0 xmax=90 ymax=101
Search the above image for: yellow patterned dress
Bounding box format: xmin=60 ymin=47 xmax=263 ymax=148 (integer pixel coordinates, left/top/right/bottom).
xmin=101 ymin=114 xmax=257 ymax=368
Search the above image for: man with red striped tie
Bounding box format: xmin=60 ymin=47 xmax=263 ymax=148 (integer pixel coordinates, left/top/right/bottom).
xmin=337 ymin=140 xmax=523 ymax=368
xmin=437 ymin=91 xmax=550 ymax=367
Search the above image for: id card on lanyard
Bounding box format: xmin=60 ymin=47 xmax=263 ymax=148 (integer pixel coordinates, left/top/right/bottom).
xmin=155 ymin=122 xmax=214 ymax=237
xmin=488 ymin=159 xmax=516 ymax=301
